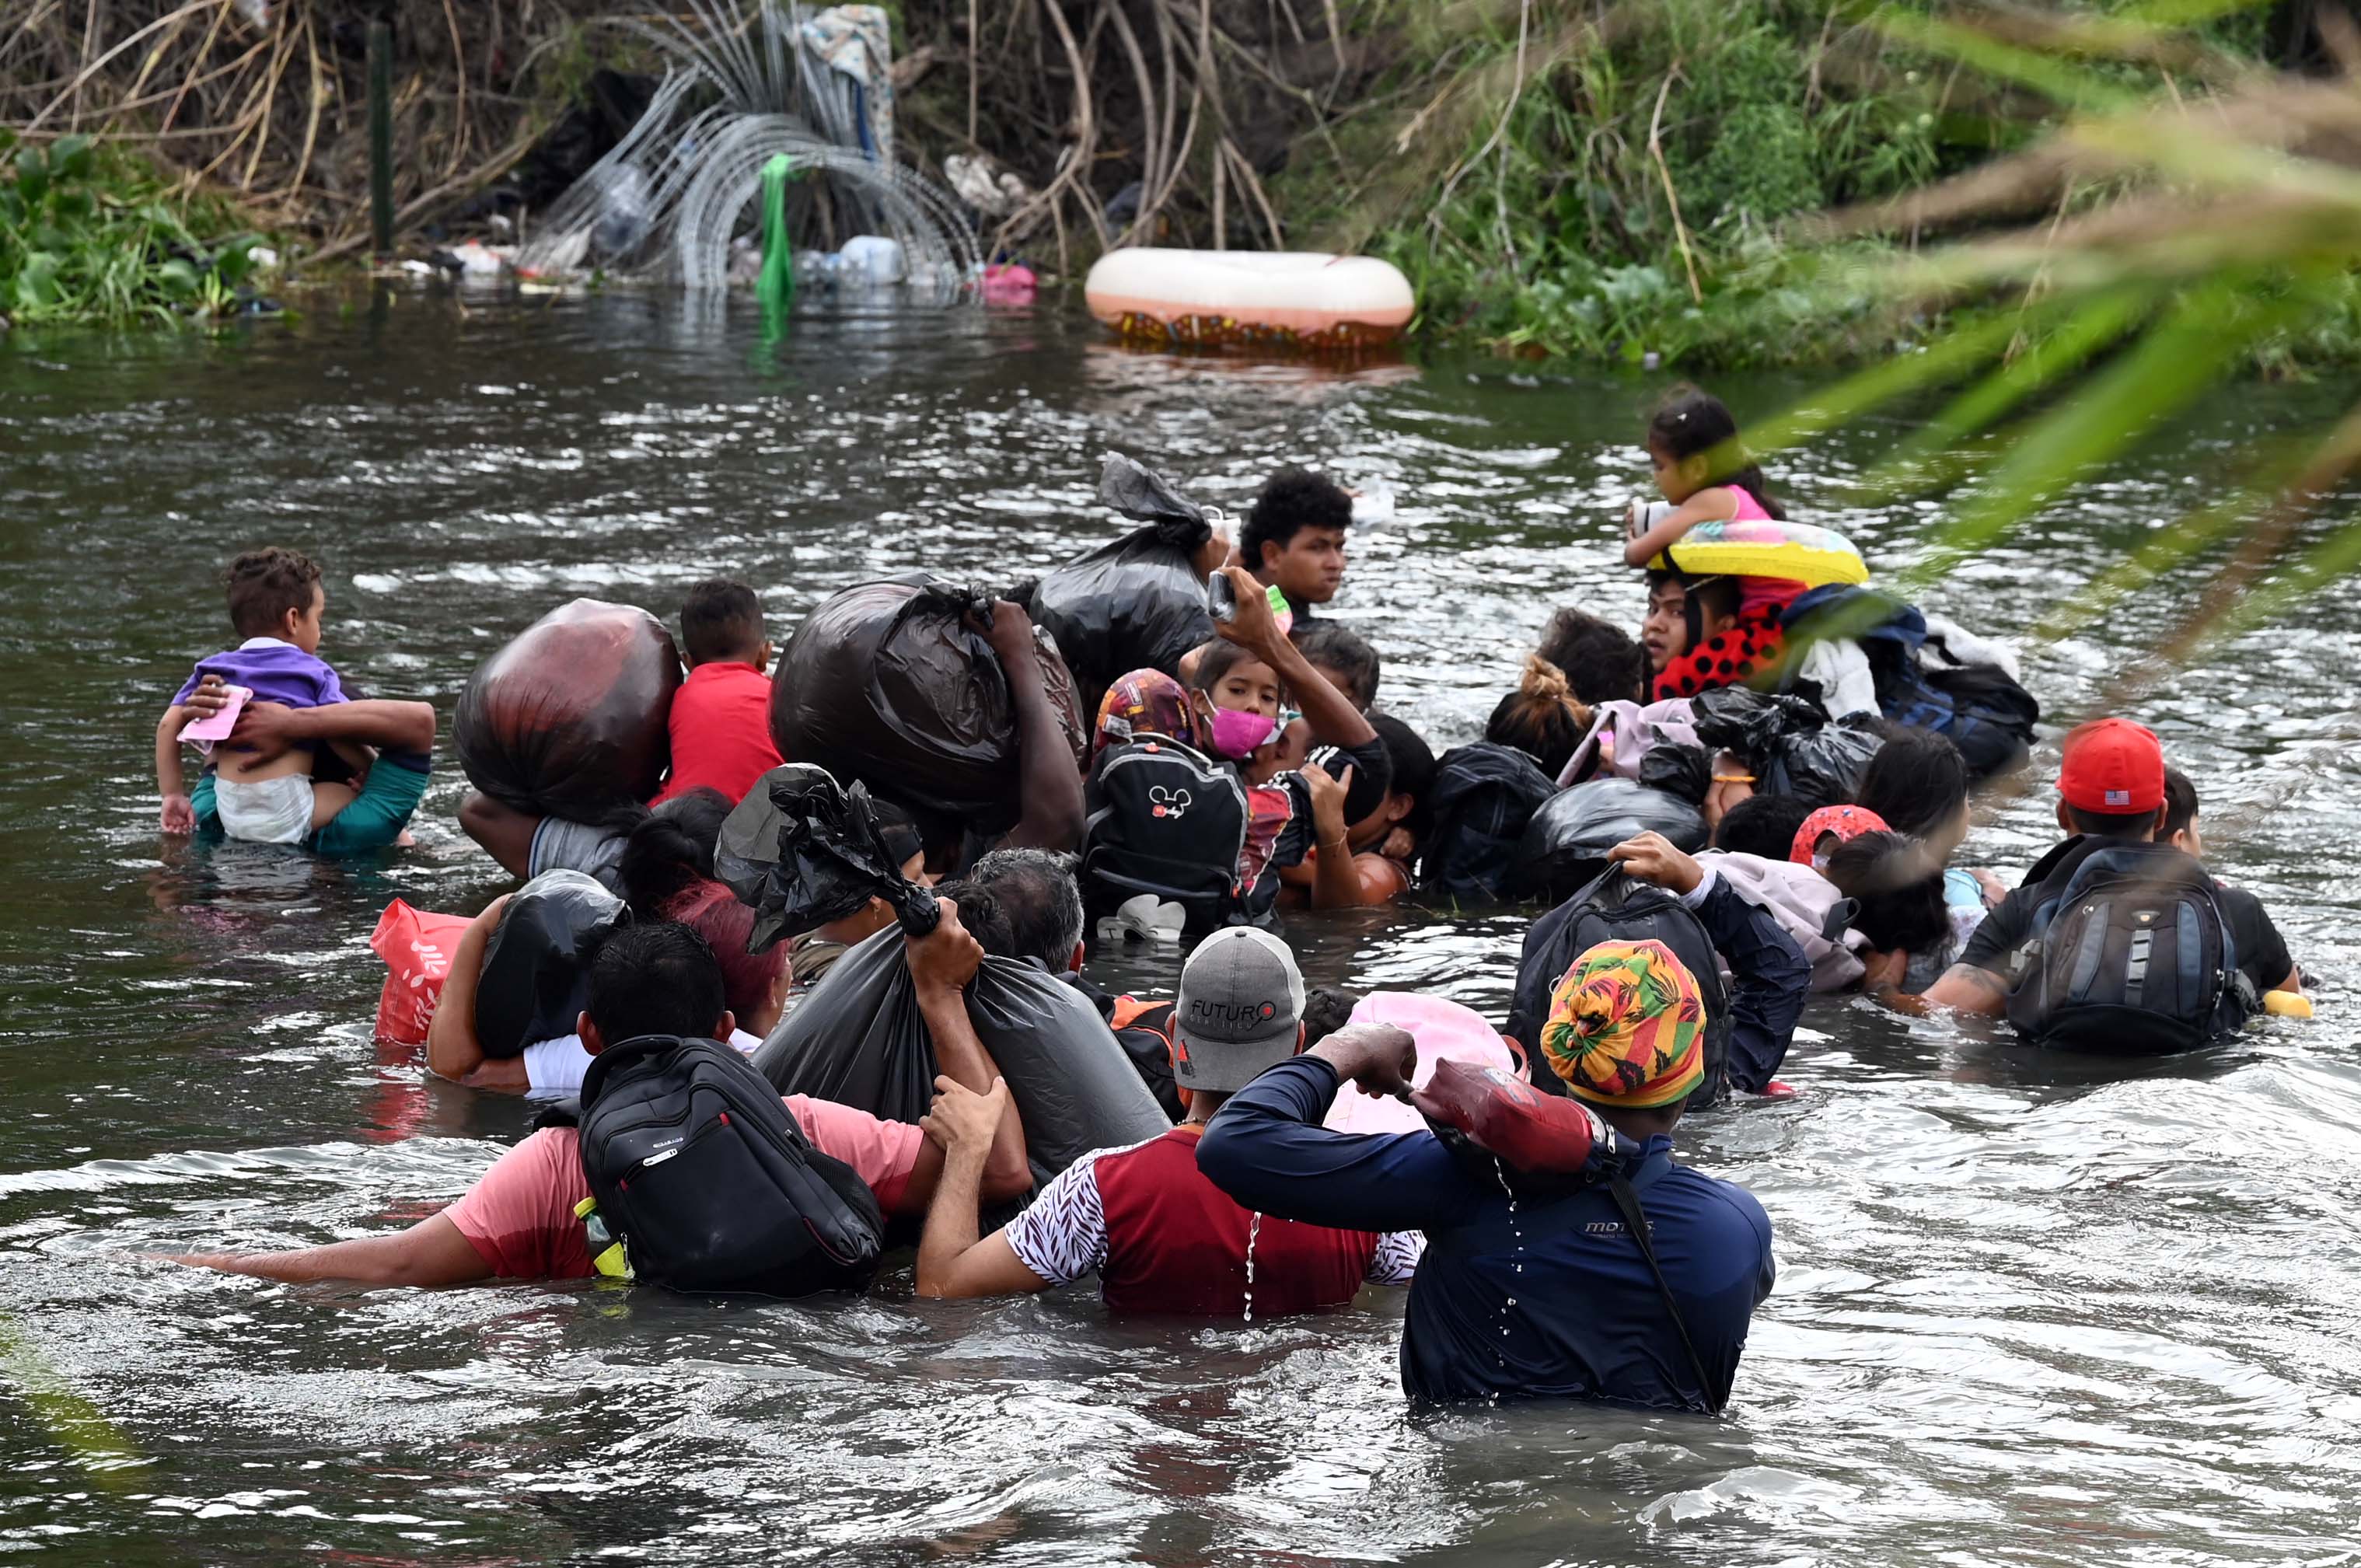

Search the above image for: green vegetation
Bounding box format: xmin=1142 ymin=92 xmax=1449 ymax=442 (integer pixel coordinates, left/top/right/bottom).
xmin=1281 ymin=0 xmax=2324 ymax=366
xmin=1726 ymin=0 xmax=2361 ymax=700
xmin=1 ymin=131 xmax=269 ymax=330
xmin=1267 ymin=0 xmax=1963 ymax=361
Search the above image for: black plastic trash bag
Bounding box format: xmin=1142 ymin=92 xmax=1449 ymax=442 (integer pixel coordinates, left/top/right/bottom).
xmin=1689 ymin=686 xmax=1879 ymax=808
xmin=1511 ymin=779 xmax=1707 ymax=905
xmin=753 ymin=928 xmax=1170 ymax=1186
xmin=1762 ymin=720 xmax=1881 ymax=807
xmin=1419 ymin=742 xmax=1559 ymax=902
xmin=1637 ymin=742 xmax=1713 ymax=807
xmin=770 ymin=574 xmax=1084 ymax=846
xmin=454 ymin=599 xmax=682 ymax=821
xmin=1687 ymin=687 xmax=1820 ymax=763
xmin=1029 ymin=454 xmax=1217 ymax=711
xmin=715 ymin=764 xmax=940 ymax=952
xmin=473 ymin=870 xmax=628 ymax=1059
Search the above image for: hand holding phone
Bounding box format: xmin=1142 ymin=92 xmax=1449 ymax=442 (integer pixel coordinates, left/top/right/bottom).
xmin=1206 ymin=571 xmax=1239 ymax=623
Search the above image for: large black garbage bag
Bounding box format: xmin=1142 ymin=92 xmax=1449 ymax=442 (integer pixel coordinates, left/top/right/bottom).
xmin=1762 ymin=720 xmax=1882 ymax=806
xmin=454 ymin=599 xmax=682 ymax=821
xmin=473 ymin=870 xmax=628 ymax=1059
xmin=715 ymin=764 xmax=939 ymax=952
xmin=770 ymin=574 xmax=1084 ymax=845
xmin=1419 ymin=742 xmax=1559 ymax=902
xmin=753 ymin=929 xmax=1169 ymax=1186
xmin=1637 ymin=742 xmax=1712 ymax=807
xmin=1030 ymin=455 xmax=1217 ymax=711
xmin=1689 ymin=686 xmax=1879 ymax=808
xmin=1511 ymin=779 xmax=1706 ymax=904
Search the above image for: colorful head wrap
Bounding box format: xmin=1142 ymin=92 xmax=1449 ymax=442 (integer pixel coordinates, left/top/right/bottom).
xmin=1093 ymin=669 xmax=1200 ymax=759
xmin=1538 ymin=939 xmax=1707 ymax=1109
xmin=1790 ymin=804 xmax=1891 ymax=868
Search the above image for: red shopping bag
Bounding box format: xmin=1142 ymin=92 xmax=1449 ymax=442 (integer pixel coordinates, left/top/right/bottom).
xmin=368 ymin=899 xmax=472 ymax=1044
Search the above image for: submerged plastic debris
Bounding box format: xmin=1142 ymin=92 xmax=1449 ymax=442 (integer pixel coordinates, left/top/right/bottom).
xmin=516 ymin=4 xmax=978 ymax=301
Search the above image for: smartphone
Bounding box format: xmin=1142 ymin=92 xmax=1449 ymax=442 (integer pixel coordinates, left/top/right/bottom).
xmin=1206 ymin=571 xmax=1239 ymax=623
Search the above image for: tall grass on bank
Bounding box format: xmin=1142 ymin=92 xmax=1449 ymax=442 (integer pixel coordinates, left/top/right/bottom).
xmin=1279 ymin=0 xmax=2313 ymax=365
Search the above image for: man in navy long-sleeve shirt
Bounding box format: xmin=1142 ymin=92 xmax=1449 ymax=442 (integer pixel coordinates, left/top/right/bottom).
xmin=1197 ymin=835 xmax=1790 ymax=1411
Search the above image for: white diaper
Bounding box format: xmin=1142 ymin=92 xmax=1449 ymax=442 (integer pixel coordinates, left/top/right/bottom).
xmin=215 ymin=774 xmax=315 ymax=844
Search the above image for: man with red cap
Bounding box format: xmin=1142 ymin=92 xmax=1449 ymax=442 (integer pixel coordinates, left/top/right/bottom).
xmin=1866 ymin=718 xmax=2298 ymax=1024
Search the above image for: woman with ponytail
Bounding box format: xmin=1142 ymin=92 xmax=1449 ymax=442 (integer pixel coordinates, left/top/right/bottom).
xmin=1486 ymin=655 xmax=1595 ymax=778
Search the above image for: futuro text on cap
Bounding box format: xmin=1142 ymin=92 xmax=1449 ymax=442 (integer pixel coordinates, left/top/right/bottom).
xmin=1171 ymin=927 xmax=1307 ymax=1094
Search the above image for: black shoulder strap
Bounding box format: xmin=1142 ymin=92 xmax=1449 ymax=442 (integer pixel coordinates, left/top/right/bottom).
xmin=532 ymin=1097 xmax=582 ymax=1131
xmin=1608 ymin=1172 xmax=1722 ymax=1415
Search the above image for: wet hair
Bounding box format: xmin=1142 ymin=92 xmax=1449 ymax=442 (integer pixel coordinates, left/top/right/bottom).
xmin=1858 ymin=728 xmax=1969 ymax=843
xmin=2162 ymin=766 xmax=2199 ymax=843
xmin=617 ymin=787 xmax=734 ymax=917
xmin=944 ymin=881 xmax=1017 ymax=961
xmin=1293 ymin=621 xmax=1381 ymax=711
xmin=1189 ymin=638 xmax=1268 ymax=699
xmin=1712 ymin=791 xmax=1816 ymax=861
xmin=1537 ymin=607 xmax=1649 ymax=707
xmin=1368 ymin=711 xmax=1438 ymax=836
xmin=962 ymin=847 xmax=1084 ymax=971
xmin=225 ymin=547 xmax=323 ymax=639
xmin=1485 ymin=655 xmax=1594 ymax=778
xmin=585 ymin=921 xmax=728 ymax=1042
xmin=1242 ymin=469 xmax=1351 ymax=568
xmin=2065 ymin=802 xmax=2164 ymax=840
xmin=1824 ymin=832 xmax=1948 ymax=955
xmin=1646 ymin=386 xmax=1785 ymax=519
xmin=680 ymin=578 xmax=765 ymax=665
xmin=1301 ymin=986 xmax=1363 ymax=1049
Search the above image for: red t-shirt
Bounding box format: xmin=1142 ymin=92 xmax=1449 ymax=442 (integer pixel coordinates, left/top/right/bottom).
xmin=651 ymin=661 xmax=784 ymax=806
xmin=443 ymin=1096 xmax=920 ymax=1279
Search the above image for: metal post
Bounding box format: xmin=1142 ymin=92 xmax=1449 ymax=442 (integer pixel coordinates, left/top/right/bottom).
xmin=368 ymin=20 xmax=393 ymax=260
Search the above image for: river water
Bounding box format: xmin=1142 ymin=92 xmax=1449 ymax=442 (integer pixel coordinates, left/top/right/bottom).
xmin=2 ymin=294 xmax=2357 ymax=1566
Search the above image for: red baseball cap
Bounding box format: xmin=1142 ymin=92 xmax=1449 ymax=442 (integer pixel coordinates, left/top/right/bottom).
xmin=2056 ymin=718 xmax=2164 ymax=814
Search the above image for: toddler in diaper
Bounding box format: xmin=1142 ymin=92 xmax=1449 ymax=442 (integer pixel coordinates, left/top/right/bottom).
xmin=156 ymin=549 xmax=359 ymax=843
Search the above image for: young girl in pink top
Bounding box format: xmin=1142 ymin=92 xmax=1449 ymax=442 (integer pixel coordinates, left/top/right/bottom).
xmin=1622 ymin=386 xmax=1792 ymax=597
xmin=1622 ymin=387 xmax=1804 ymax=700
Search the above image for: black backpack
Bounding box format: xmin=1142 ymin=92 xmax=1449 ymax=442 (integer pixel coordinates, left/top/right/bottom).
xmin=1420 ymin=742 xmax=1559 ymax=902
xmin=1081 ymin=737 xmax=1251 ymax=933
xmin=545 ymin=1035 xmax=885 ymax=1295
xmin=2003 ymin=847 xmax=2258 ymax=1055
xmin=1504 ymin=868 xmax=1733 ymax=1110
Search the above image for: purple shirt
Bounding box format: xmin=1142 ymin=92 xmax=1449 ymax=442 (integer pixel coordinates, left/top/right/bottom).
xmin=172 ymin=637 xmax=347 ymax=711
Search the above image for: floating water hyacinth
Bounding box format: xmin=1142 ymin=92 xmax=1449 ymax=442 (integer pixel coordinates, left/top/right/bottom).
xmin=516 ymin=2 xmax=976 ymax=299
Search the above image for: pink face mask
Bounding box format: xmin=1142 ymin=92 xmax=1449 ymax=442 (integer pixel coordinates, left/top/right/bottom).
xmin=1209 ymin=706 xmax=1277 ymax=760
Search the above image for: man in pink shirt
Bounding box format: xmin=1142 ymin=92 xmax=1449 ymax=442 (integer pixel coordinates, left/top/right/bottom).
xmin=169 ymin=901 xmax=1030 ymax=1287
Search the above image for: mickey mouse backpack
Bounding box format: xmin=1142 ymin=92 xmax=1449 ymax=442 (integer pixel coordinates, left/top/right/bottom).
xmin=1081 ymin=736 xmax=1252 ymax=934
